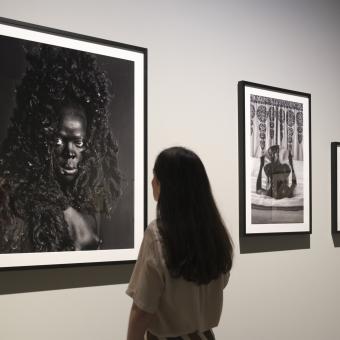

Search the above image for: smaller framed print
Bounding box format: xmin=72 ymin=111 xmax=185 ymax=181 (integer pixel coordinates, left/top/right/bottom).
xmin=331 ymin=142 xmax=340 ymax=233
xmin=238 ymin=81 xmax=311 ymax=235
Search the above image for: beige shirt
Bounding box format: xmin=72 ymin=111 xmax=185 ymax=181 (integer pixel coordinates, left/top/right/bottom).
xmin=126 ymin=220 xmax=230 ymax=338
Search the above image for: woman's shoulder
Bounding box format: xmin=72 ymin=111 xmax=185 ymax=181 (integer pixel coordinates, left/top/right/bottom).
xmin=143 ymin=219 xmax=164 ymax=260
xmin=145 ymin=219 xmax=161 ymax=241
xmin=147 ymin=219 xmax=158 ymax=231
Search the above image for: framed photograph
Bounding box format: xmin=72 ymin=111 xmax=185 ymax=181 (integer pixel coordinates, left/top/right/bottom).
xmin=238 ymin=81 xmax=311 ymax=235
xmin=331 ymin=142 xmax=340 ymax=233
xmin=0 ymin=17 xmax=147 ymax=268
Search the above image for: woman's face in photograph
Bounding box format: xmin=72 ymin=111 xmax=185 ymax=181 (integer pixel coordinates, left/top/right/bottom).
xmin=53 ymin=106 xmax=87 ymax=184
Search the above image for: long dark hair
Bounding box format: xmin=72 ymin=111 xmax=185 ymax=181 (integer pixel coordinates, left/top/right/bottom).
xmin=0 ymin=43 xmax=121 ymax=252
xmin=153 ymin=146 xmax=233 ymax=284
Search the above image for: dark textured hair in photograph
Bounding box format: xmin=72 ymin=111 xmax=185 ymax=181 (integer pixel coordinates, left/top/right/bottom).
xmin=153 ymin=146 xmax=233 ymax=285
xmin=0 ymin=43 xmax=122 ymax=253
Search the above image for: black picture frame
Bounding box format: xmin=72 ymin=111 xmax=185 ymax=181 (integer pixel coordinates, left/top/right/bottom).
xmin=238 ymin=81 xmax=311 ymax=235
xmin=331 ymin=142 xmax=340 ymax=233
xmin=0 ymin=17 xmax=147 ymax=268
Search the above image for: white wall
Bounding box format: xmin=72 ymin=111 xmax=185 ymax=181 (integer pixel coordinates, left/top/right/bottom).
xmin=1 ymin=1 xmax=340 ymax=339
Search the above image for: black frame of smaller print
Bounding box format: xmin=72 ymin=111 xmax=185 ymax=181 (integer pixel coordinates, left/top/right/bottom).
xmin=238 ymin=80 xmax=312 ymax=236
xmin=331 ymin=142 xmax=340 ymax=233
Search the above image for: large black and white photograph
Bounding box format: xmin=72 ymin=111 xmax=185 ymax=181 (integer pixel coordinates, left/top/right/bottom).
xmin=239 ymin=81 xmax=311 ymax=235
xmin=0 ymin=18 xmax=146 ymax=268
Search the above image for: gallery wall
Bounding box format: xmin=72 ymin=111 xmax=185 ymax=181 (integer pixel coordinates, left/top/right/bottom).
xmin=1 ymin=1 xmax=340 ymax=339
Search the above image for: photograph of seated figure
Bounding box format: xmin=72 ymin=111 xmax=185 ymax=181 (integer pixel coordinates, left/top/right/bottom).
xmin=249 ymin=96 xmax=305 ymax=224
xmin=256 ymin=145 xmax=297 ymax=199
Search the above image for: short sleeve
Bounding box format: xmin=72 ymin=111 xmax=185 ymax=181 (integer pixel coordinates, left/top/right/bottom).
xmin=126 ymin=227 xmax=165 ymax=314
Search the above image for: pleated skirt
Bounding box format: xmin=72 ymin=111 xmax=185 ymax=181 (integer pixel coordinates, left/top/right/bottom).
xmin=145 ymin=329 xmax=215 ymax=340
